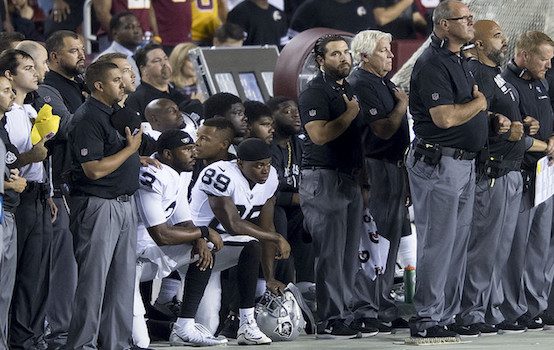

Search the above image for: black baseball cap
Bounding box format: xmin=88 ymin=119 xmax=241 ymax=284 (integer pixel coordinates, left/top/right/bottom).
xmin=157 ymin=129 xmax=195 ymax=153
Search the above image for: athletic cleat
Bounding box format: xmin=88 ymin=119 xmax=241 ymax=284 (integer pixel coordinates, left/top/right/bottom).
xmin=217 ymin=313 xmax=239 ymax=339
xmin=468 ymin=322 xmax=497 ymax=336
xmin=350 ymin=318 xmax=381 ymax=337
xmin=237 ymin=319 xmax=272 ymax=345
xmin=153 ymin=296 xmax=182 ymax=319
xmin=316 ymin=320 xmax=363 ymax=340
xmin=539 ymin=313 xmax=554 ymax=327
xmin=446 ymin=323 xmax=480 ymax=337
xmin=169 ymin=323 xmax=228 ymax=347
xmin=496 ymin=321 xmax=527 ymax=334
xmin=517 ymin=314 xmax=544 ymax=331
xmin=352 ymin=318 xmax=389 ymax=335
xmin=410 ymin=325 xmax=459 ymax=338
xmin=389 ymin=318 xmax=410 ymax=329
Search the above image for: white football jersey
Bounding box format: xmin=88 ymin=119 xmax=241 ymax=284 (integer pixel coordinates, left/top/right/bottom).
xmin=190 ymin=160 xmax=278 ymax=242
xmin=135 ymin=158 xmax=194 ymax=253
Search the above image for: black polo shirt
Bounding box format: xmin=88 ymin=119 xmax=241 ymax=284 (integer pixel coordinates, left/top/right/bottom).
xmin=126 ymin=81 xmax=190 ymax=119
xmin=43 ymin=70 xmax=86 ymax=114
xmin=42 ymin=70 xmax=86 ymax=191
xmin=0 ymin=119 xmax=20 ymax=212
xmin=503 ymin=60 xmax=554 ymax=170
xmin=468 ymin=59 xmax=526 ymax=164
xmin=69 ymin=97 xmax=140 ymax=198
xmin=290 ymin=0 xmax=375 ymax=35
xmin=348 ymin=67 xmax=409 ymax=162
xmin=227 ymin=1 xmax=288 ymax=46
xmin=298 ymin=72 xmax=364 ymax=171
xmin=410 ymin=35 xmax=488 ymax=152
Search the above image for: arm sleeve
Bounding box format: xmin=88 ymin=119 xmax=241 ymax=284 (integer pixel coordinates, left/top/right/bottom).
xmin=299 ymin=87 xmax=331 ymax=124
xmin=136 ymin=169 xmax=167 ymax=228
xmin=416 ymin=62 xmax=456 ymax=110
xmin=37 ymin=85 xmax=74 ymax=140
xmin=356 ymin=82 xmax=389 ymax=123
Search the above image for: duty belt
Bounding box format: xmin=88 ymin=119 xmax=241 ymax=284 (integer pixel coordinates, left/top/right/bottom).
xmin=440 ymin=146 xmax=478 ymax=160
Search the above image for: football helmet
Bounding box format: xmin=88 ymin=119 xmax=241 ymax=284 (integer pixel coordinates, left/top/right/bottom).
xmin=255 ymin=287 xmax=306 ymax=341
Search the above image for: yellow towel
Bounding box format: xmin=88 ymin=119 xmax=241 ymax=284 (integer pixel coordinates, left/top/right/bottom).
xmin=31 ymin=104 xmax=60 ymax=145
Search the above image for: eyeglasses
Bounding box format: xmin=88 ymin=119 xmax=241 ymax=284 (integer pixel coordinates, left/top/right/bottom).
xmin=446 ymin=15 xmax=474 ymax=23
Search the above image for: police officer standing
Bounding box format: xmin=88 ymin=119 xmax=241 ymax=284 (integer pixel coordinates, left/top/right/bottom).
xmin=406 ymin=0 xmax=490 ymax=338
xmin=298 ymin=34 xmax=373 ymax=338
xmin=458 ymin=20 xmax=546 ymax=335
xmin=499 ymin=31 xmax=554 ymax=330
xmin=348 ymin=29 xmax=411 ymax=333
xmin=66 ymin=61 xmax=142 ymax=349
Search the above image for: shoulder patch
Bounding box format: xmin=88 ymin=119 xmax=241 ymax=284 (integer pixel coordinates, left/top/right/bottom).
xmin=431 ymin=92 xmax=440 ymax=101
xmin=309 ymin=109 xmax=317 ymax=117
xmin=369 ymin=108 xmax=378 ymax=116
xmin=5 ymin=151 xmax=16 ymax=164
xmin=81 ymin=148 xmax=88 ymax=156
xmin=357 ymin=6 xmax=367 ymax=16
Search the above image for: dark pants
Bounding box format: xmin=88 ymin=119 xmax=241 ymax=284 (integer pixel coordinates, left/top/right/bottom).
xmin=0 ymin=212 xmax=16 ymax=349
xmin=10 ymin=184 xmax=53 ymax=349
xmin=45 ymin=196 xmax=77 ymax=349
xmin=299 ymin=169 xmax=362 ymax=324
xmin=66 ymin=196 xmax=137 ymax=350
xmin=274 ymin=204 xmax=314 ymax=283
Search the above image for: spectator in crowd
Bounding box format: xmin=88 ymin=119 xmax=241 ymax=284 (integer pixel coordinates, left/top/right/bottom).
xmin=65 ymin=61 xmax=142 ymax=349
xmin=168 ymin=42 xmax=205 ymax=101
xmin=203 ymin=92 xmax=248 ymax=145
xmin=213 ymin=22 xmax=245 ymax=47
xmin=244 ymin=100 xmax=274 ymax=144
xmin=289 ymin=0 xmax=375 ymax=37
xmin=151 ymin=0 xmax=192 ymax=53
xmin=126 ymin=43 xmax=190 ymax=117
xmin=1 ymin=48 xmax=54 ymax=350
xmin=7 ymin=0 xmax=43 ymax=40
xmin=373 ymin=0 xmax=428 ymax=39
xmin=227 ymin=0 xmax=289 ymax=47
xmin=192 ymin=0 xmax=228 ymax=46
xmin=93 ymin=0 xmax=157 ymax=37
xmin=267 ymin=96 xmax=314 ymax=284
xmin=96 ymin=11 xmax=143 ymax=87
xmin=44 ymin=0 xmax=84 ymax=37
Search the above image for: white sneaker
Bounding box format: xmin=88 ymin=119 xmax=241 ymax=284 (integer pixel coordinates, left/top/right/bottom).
xmin=237 ymin=319 xmax=272 ymax=345
xmin=170 ymin=323 xmax=228 ymax=347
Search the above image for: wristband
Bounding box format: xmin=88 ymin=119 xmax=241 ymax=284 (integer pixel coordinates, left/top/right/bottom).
xmin=199 ymin=226 xmax=209 ymax=239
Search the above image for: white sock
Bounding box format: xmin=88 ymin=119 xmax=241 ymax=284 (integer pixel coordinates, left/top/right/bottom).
xmin=255 ymin=279 xmax=266 ymax=298
xmin=239 ymin=308 xmax=255 ymax=326
xmin=175 ymin=317 xmax=195 ymax=330
xmin=156 ymin=277 xmax=181 ymax=304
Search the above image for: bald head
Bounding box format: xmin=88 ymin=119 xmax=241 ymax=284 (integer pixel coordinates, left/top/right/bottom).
xmin=16 ymin=41 xmax=50 ymax=83
xmin=145 ymin=98 xmax=186 ymax=132
xmin=471 ymin=20 xmax=507 ymax=66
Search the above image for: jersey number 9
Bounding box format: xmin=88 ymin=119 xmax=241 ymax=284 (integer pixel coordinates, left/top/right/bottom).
xmin=201 ymin=168 xmax=231 ymax=192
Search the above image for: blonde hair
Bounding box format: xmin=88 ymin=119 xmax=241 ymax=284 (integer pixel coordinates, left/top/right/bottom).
xmin=169 ymin=42 xmax=198 ymax=89
xmin=515 ymin=31 xmax=554 ymax=55
xmin=350 ymin=30 xmax=392 ymax=65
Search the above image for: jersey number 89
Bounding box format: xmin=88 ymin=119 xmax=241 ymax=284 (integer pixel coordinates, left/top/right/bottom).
xmin=201 ymin=168 xmax=231 ymax=192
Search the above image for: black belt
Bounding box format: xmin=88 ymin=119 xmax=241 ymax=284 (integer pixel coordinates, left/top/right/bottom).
xmin=115 ymin=194 xmax=132 ymax=202
xmin=70 ymin=190 xmax=132 ymax=202
xmin=440 ymin=146 xmax=478 ymax=160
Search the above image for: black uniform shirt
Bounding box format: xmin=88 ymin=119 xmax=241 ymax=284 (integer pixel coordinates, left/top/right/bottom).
xmin=126 ymin=81 xmax=190 ymax=119
xmin=43 ymin=70 xmax=86 ymax=114
xmin=503 ymin=60 xmax=554 ymax=170
xmin=290 ymin=0 xmax=375 ymax=35
xmin=227 ymin=1 xmax=288 ymax=46
xmin=348 ymin=67 xmax=409 ymax=162
xmin=0 ymin=119 xmax=20 ymax=212
xmin=410 ymin=35 xmax=489 ymax=152
xmin=299 ymin=72 xmax=364 ymax=171
xmin=69 ymin=97 xmax=140 ymax=198
xmin=469 ymin=60 xmax=526 ymax=164
xmin=270 ymin=135 xmax=303 ymax=206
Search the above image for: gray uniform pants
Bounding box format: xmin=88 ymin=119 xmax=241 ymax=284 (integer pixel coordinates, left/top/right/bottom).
xmin=66 ymin=196 xmax=137 ymax=350
xmin=299 ymin=169 xmax=362 ymax=324
xmin=406 ymin=149 xmax=476 ymax=331
xmin=351 ymin=158 xmax=409 ymax=321
xmin=500 ymin=193 xmax=553 ymax=322
xmin=0 ymin=212 xmax=16 ymax=350
xmin=46 ymin=196 xmax=77 ymax=349
xmin=459 ymin=171 xmax=522 ymax=325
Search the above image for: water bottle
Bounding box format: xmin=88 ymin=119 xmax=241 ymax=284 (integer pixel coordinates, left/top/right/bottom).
xmin=404 ymin=265 xmax=416 ymax=303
